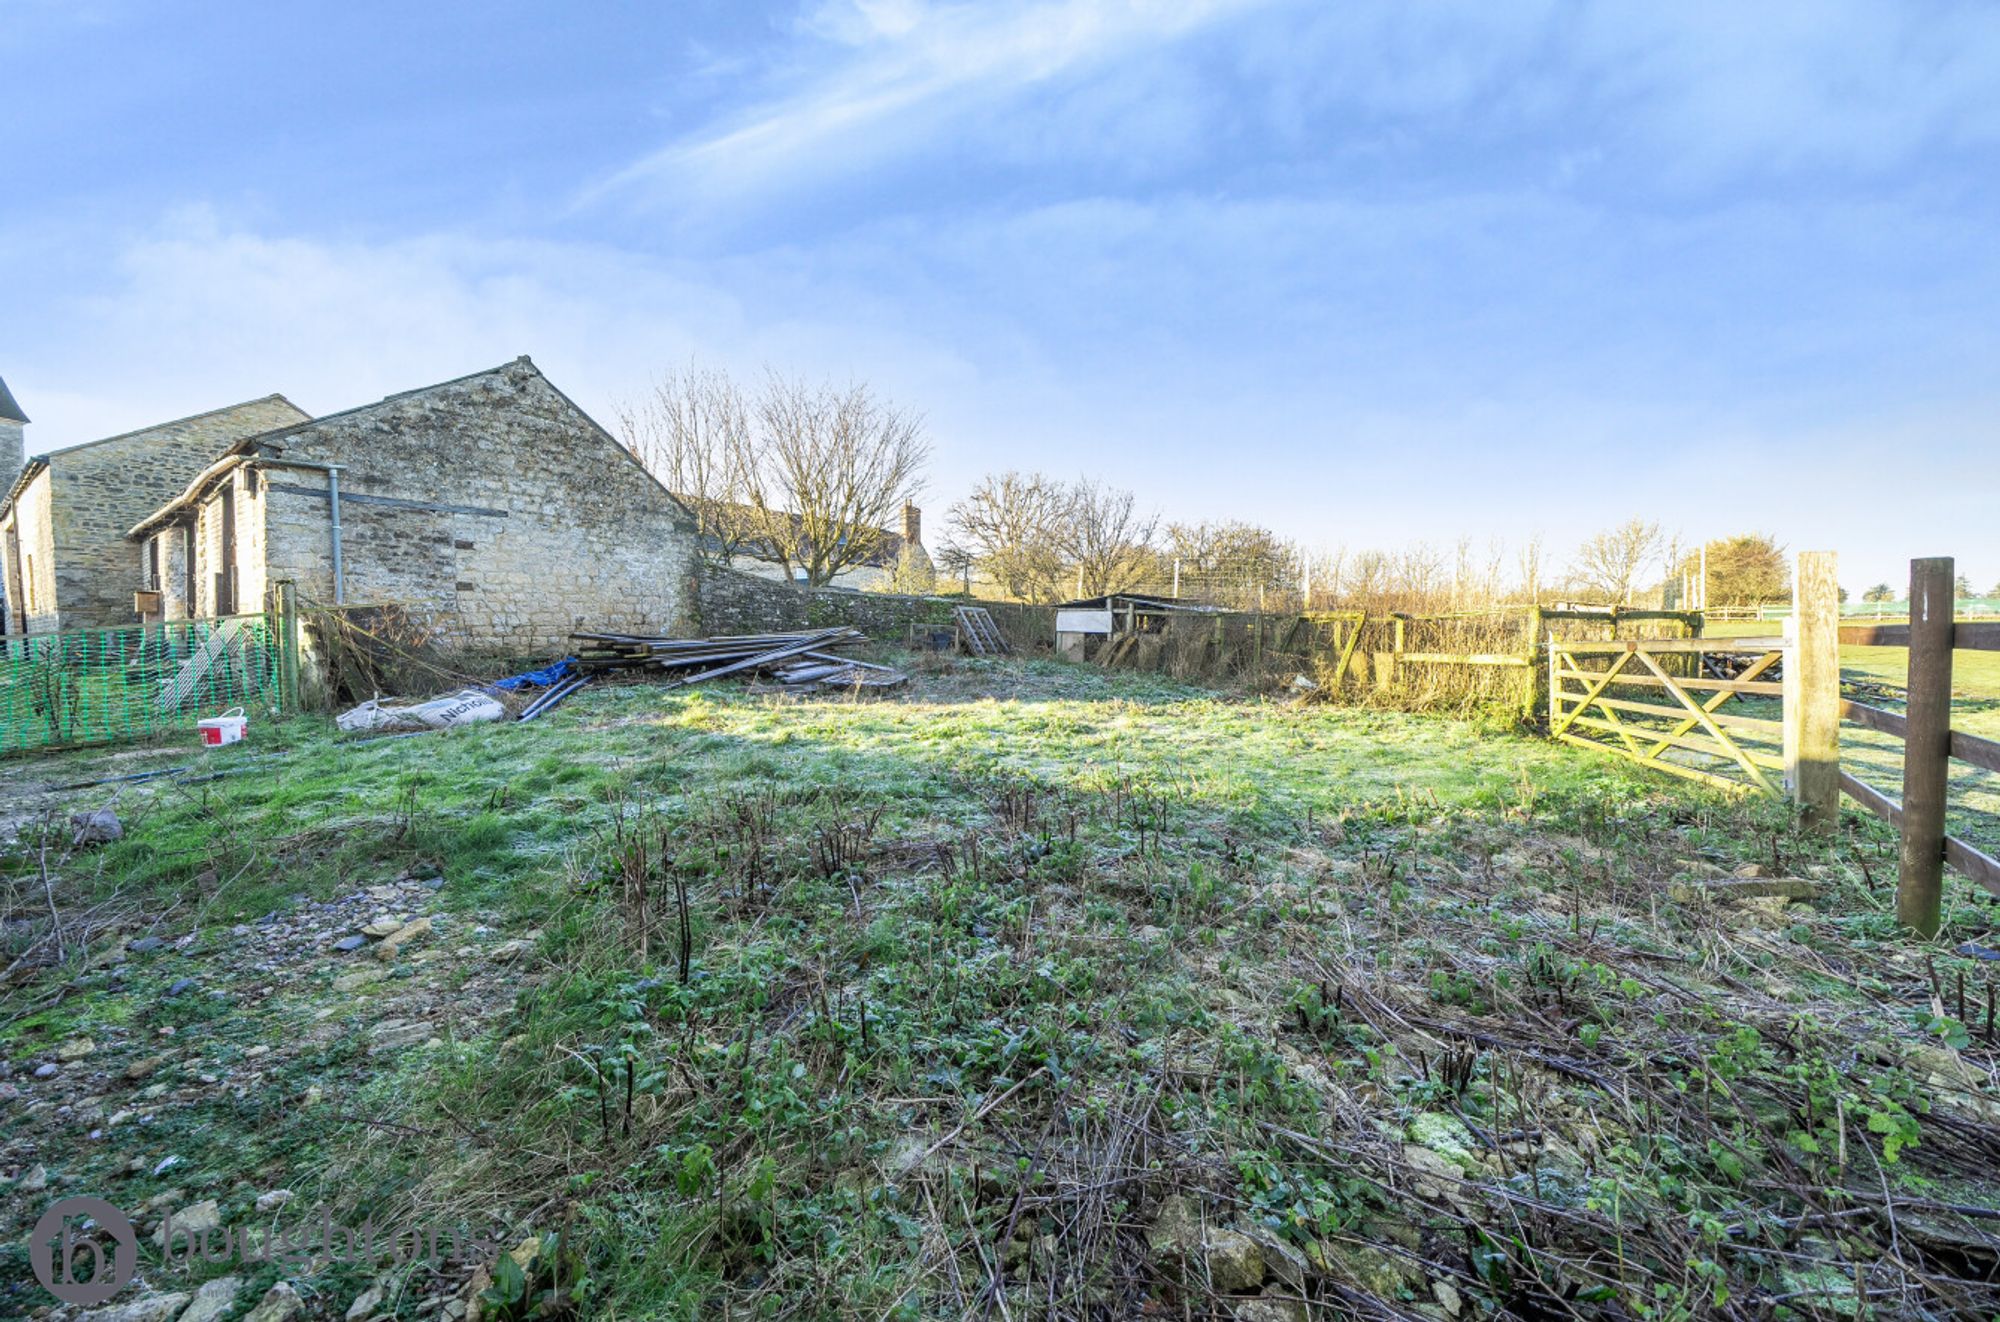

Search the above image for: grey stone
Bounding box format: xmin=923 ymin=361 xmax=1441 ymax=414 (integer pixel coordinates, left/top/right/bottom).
xmin=334 ymin=966 xmax=390 ymax=992
xmin=1315 ymin=1237 xmax=1426 ymax=1299
xmin=1148 ymin=1194 xmax=1264 ymax=1293
xmin=332 ymin=935 xmax=368 ymax=952
xmin=71 ymin=807 xmax=124 ymax=846
xmin=77 ymin=1292 xmax=190 ymax=1322
xmin=178 ymin=1276 xmax=244 ymax=1322
xmin=1203 ymin=1229 xmax=1265 ymax=1293
xmin=1241 ymin=1224 xmax=1311 ymax=1290
xmin=369 ymin=1020 xmax=433 ymax=1052
xmin=242 ymin=1282 xmax=306 ymax=1322
xmin=1233 ymin=1300 xmax=1307 ymax=1322
xmin=344 ymin=1283 xmax=387 ymax=1321
xmin=166 ymin=977 xmax=198 ymax=996
xmin=128 ymin=935 xmax=168 ymax=953
xmin=154 ymin=1197 xmax=223 ymax=1249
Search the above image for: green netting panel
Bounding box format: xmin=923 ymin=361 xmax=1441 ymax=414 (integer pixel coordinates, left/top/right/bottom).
xmin=0 ymin=614 xmax=286 ymax=754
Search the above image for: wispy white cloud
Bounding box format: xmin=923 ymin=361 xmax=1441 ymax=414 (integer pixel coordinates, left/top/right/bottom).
xmin=587 ymin=0 xmax=1265 ymax=207
xmin=591 ymin=0 xmax=2000 ymax=221
xmin=1234 ymin=0 xmax=2000 ymax=183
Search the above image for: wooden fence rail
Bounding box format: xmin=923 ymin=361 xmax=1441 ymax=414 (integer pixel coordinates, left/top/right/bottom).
xmin=1831 ymin=556 xmax=2000 ymax=935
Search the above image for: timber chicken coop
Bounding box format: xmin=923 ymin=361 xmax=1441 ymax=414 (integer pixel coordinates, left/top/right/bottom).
xmin=1052 ymin=593 xmax=1218 ymax=662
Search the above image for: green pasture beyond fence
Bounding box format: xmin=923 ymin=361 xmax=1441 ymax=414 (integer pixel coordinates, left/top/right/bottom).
xmin=1704 ymin=598 xmax=2000 ymax=621
xmin=0 ymin=611 xmax=294 ymax=755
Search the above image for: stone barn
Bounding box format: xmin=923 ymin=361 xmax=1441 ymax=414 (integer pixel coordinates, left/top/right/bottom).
xmin=127 ymin=357 xmax=700 ymax=649
xmin=0 ymin=383 xmax=310 ymax=634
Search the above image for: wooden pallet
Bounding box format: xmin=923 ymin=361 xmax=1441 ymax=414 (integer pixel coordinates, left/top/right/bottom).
xmin=954 ymin=606 xmax=1010 ymax=656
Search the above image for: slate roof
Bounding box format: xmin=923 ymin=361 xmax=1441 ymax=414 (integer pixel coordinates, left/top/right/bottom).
xmin=1 ymin=394 xmax=309 ymax=523
xmin=0 ymin=375 xmax=26 ymax=424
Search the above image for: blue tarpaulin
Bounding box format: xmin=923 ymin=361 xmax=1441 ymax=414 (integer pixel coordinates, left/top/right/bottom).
xmin=492 ymin=658 xmax=575 ymax=690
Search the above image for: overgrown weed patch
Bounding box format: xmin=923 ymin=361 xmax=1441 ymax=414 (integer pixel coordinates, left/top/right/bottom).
xmin=3 ymin=656 xmax=1998 ymax=1318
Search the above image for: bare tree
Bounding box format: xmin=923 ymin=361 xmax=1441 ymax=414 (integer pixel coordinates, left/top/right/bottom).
xmin=1392 ymin=543 xmax=1449 ymax=611
xmin=935 ymin=543 xmax=976 ymax=595
xmin=746 ymin=375 xmax=931 ymax=588
xmin=1163 ymin=520 xmax=1296 ymax=608
xmin=1344 ymin=549 xmax=1390 ymax=611
xmin=1059 ymin=479 xmax=1158 ymax=597
xmin=947 ymin=471 xmax=1072 ymax=602
xmin=1303 ymin=545 xmax=1346 ymax=609
xmin=1569 ymin=518 xmax=1664 ymax=604
xmin=1516 ymin=534 xmax=1545 ymax=604
xmin=618 ymin=363 xmax=759 ymax=566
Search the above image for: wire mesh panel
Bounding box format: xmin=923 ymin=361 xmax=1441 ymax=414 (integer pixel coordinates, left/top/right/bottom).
xmin=0 ymin=614 xmax=285 ymax=754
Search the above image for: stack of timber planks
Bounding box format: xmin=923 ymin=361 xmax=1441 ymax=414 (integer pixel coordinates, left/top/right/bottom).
xmin=570 ymin=628 xmax=904 ymax=690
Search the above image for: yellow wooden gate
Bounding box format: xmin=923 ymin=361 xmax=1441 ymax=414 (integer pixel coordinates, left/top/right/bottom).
xmin=1548 ymin=636 xmax=1788 ymax=796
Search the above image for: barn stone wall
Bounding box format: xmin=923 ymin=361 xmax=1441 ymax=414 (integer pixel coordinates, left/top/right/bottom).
xmin=236 ymin=358 xmax=699 ymax=650
xmin=35 ymin=397 xmax=309 ymax=632
xmin=1 ymin=472 xmax=60 ymax=633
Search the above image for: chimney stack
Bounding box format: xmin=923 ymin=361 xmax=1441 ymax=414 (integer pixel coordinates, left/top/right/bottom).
xmin=901 ymin=501 xmax=922 ymax=549
xmin=0 ymin=375 xmax=25 ymax=480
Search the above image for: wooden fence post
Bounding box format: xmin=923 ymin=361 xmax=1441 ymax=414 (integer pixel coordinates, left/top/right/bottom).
xmin=1375 ymin=617 xmax=1405 ymax=692
xmin=1784 ymin=551 xmax=1840 ymax=833
xmin=1523 ymin=605 xmax=1544 ymax=720
xmin=1899 ymin=557 xmax=1955 ymax=937
xmin=276 ymin=580 xmax=300 ymax=713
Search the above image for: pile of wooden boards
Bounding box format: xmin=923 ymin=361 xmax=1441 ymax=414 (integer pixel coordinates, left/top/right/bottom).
xmin=571 ymin=628 xmax=906 ymax=691
xmin=768 ymin=654 xmax=907 ymax=690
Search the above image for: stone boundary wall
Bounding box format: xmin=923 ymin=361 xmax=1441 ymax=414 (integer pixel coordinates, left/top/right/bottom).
xmin=695 ymin=566 xmax=1052 ymax=650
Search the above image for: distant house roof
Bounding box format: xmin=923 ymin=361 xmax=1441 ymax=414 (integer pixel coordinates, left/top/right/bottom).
xmin=0 ymin=374 xmax=26 ymax=424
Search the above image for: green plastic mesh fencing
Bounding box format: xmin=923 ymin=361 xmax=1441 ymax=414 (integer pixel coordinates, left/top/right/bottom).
xmin=0 ymin=614 xmax=287 ymax=755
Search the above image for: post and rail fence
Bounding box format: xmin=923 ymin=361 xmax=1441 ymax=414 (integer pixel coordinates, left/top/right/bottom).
xmin=1546 ymin=551 xmax=1998 ymax=938
xmin=1832 ymin=557 xmax=2000 ymax=936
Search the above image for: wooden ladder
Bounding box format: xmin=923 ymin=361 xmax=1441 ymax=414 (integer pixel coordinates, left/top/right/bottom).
xmin=954 ymin=606 xmax=1010 ymax=656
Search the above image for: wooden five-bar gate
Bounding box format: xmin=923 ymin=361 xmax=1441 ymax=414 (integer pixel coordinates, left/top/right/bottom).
xmin=1549 ymin=552 xmax=2000 ymax=938
xmin=1549 ymin=633 xmax=1786 ymax=797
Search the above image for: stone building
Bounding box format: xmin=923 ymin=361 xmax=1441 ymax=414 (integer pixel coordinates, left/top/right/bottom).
xmin=0 ymin=374 xmax=25 ymax=634
xmin=0 ymin=380 xmax=309 ymax=634
xmin=127 ymin=357 xmax=700 ymax=649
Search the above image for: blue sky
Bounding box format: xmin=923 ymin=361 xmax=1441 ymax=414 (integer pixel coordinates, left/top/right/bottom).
xmin=4 ymin=0 xmax=1997 ymax=593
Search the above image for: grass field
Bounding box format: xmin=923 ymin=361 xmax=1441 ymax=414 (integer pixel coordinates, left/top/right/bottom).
xmin=4 ymin=654 xmax=2000 ymax=1319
